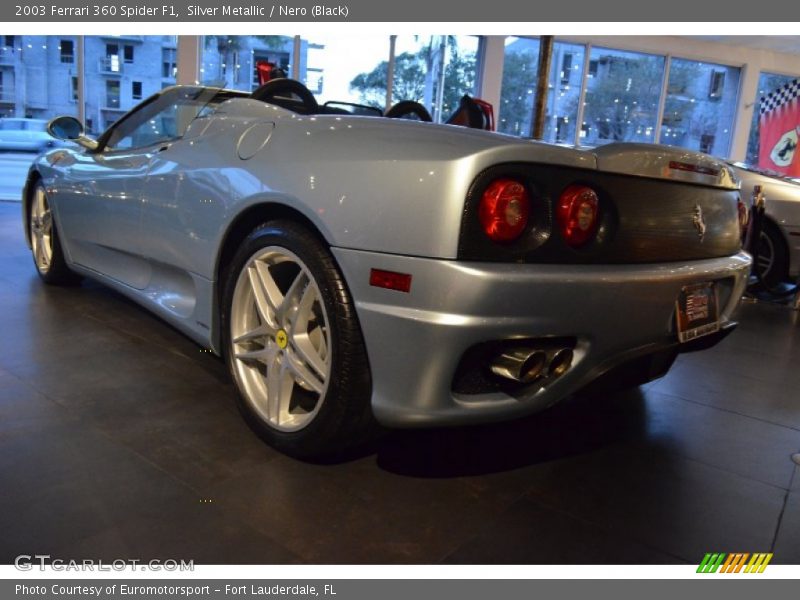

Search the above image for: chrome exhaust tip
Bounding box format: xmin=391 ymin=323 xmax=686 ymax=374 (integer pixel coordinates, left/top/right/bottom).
xmin=547 ymin=348 xmax=574 ymax=378
xmin=490 ymin=349 xmax=547 ymax=383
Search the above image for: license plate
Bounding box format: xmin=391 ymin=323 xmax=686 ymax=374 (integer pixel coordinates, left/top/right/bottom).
xmin=675 ymin=282 xmax=720 ymax=343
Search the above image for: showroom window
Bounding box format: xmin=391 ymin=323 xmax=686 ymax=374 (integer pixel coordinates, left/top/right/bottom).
xmin=582 ymin=47 xmax=665 ymax=146
xmin=661 ymin=58 xmax=740 ymax=157
xmin=746 ymin=71 xmax=798 ymax=164
xmin=392 ymin=35 xmax=480 ymax=123
xmin=200 ymin=36 xmax=295 ymax=92
xmin=304 ymin=35 xmax=390 ymax=107
xmin=545 ymin=42 xmax=585 ymax=144
xmin=498 ymin=37 xmax=539 ymax=137
xmin=84 ymin=36 xmax=176 ymax=133
xmin=498 ymin=38 xmax=585 ymax=142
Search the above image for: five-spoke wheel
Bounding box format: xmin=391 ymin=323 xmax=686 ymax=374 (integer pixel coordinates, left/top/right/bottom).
xmin=30 ymin=184 xmax=54 ymax=275
xmin=223 ymin=221 xmax=372 ymax=458
xmin=230 ymin=247 xmax=332 ymax=431
xmin=28 ymin=182 xmax=80 ymax=285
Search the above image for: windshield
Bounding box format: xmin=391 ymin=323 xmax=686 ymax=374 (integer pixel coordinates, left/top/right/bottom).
xmin=100 ymin=86 xmax=233 ymax=152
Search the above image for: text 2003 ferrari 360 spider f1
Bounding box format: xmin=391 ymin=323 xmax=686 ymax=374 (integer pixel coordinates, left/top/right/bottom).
xmin=24 ymin=82 xmax=751 ymax=457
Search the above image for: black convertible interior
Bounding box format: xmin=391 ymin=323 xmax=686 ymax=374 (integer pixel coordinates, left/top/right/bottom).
xmin=249 ymin=77 xmax=490 ymax=129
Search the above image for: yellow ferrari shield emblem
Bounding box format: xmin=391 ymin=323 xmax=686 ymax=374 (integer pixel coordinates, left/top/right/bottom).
xmin=276 ymin=329 xmax=288 ymax=349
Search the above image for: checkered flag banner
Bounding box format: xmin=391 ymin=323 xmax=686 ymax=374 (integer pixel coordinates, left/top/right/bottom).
xmin=758 ymin=78 xmax=800 ymax=175
xmin=759 ymin=79 xmax=800 ymax=115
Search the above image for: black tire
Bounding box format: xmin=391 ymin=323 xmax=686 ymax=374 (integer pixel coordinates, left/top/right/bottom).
xmin=28 ymin=181 xmax=82 ymax=286
xmin=221 ymin=220 xmax=374 ymax=459
xmin=755 ymin=220 xmax=790 ymax=289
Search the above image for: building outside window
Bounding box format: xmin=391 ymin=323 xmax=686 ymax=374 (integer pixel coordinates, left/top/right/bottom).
xmin=132 ymin=80 xmax=142 ymax=100
xmin=746 ymin=71 xmax=798 ymax=164
xmin=104 ymin=44 xmax=121 ymax=73
xmin=162 ymin=47 xmax=177 ymax=79
xmin=106 ymin=80 xmax=120 ymax=109
xmin=60 ymin=39 xmax=74 ymax=64
xmin=708 ymin=69 xmax=726 ymax=99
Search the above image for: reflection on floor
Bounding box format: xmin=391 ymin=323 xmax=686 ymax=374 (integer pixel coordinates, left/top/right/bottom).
xmin=0 ymin=201 xmax=798 ymax=565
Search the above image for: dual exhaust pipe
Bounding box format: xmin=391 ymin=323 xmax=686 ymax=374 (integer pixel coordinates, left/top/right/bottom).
xmin=490 ymin=347 xmax=574 ymax=384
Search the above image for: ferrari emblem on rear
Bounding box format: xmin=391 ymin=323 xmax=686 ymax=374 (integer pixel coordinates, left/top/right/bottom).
xmin=692 ymin=205 xmax=707 ymax=242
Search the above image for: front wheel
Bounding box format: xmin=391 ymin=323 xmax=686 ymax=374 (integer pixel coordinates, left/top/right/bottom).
xmin=28 ymin=182 xmax=81 ymax=285
xmin=222 ymin=221 xmax=373 ymax=459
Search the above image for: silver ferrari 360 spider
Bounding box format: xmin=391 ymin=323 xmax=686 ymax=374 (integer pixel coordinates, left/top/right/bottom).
xmin=24 ymin=81 xmax=751 ymax=457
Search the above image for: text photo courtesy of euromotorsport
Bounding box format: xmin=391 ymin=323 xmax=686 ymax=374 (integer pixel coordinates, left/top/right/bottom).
xmin=29 ymin=3 xmax=349 ymax=18
xmin=16 ymin=583 xmax=334 ymax=597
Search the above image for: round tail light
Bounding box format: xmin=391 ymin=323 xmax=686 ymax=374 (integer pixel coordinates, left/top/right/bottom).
xmin=478 ymin=179 xmax=530 ymax=242
xmin=557 ymin=184 xmax=600 ymax=248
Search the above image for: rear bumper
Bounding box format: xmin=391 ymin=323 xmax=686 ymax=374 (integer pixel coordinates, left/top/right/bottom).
xmin=332 ymin=248 xmax=751 ymax=428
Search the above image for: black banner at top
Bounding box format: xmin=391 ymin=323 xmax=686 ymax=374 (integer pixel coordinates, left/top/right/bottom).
xmin=3 ymin=0 xmax=800 ymax=21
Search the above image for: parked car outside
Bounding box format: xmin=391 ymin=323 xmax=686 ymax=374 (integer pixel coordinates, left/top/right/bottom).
xmin=0 ymin=118 xmax=68 ymax=152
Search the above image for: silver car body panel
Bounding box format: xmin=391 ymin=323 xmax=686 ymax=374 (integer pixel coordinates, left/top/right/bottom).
xmin=593 ymin=143 xmax=739 ymax=189
xmin=333 ymin=248 xmax=750 ymax=426
xmin=733 ymin=165 xmax=800 ymax=278
xmin=26 ymin=87 xmax=751 ymax=426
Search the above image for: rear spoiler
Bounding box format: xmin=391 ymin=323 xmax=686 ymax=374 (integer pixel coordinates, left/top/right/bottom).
xmin=592 ymin=143 xmax=739 ymax=190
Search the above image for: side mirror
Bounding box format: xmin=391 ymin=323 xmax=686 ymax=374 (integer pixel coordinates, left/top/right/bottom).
xmin=47 ymin=116 xmax=98 ymax=151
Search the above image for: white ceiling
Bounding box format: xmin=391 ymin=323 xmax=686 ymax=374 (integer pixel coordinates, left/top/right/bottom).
xmin=686 ymin=36 xmax=800 ymax=55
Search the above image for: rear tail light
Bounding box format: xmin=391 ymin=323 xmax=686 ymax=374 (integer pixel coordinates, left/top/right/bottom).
xmin=557 ymin=184 xmax=600 ymax=248
xmin=737 ymin=196 xmax=749 ymax=240
xmin=478 ymin=178 xmax=530 ymax=242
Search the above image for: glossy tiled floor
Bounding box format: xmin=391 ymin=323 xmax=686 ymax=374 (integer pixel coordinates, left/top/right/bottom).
xmin=0 ymin=202 xmax=798 ymax=565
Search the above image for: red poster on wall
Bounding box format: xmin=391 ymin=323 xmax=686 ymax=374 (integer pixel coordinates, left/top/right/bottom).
xmin=758 ymin=79 xmax=800 ymax=176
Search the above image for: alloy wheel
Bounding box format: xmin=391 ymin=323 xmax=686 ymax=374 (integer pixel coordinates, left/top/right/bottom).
xmin=229 ymin=246 xmax=332 ymax=432
xmin=757 ymin=230 xmax=775 ymax=280
xmin=30 ymin=185 xmax=53 ymax=274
